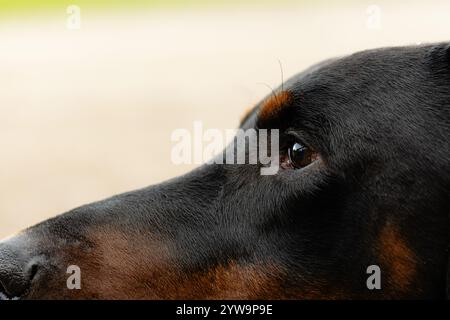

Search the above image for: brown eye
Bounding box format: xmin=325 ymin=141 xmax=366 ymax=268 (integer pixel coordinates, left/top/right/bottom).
xmin=287 ymin=142 xmax=316 ymax=169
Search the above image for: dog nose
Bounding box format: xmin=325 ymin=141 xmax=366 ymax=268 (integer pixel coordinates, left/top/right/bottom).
xmin=0 ymin=242 xmax=39 ymax=299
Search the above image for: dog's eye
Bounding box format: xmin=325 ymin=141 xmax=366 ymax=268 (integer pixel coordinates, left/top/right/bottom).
xmin=287 ymin=142 xmax=316 ymax=169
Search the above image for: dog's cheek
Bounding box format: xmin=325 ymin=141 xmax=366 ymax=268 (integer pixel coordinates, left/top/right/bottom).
xmin=376 ymin=222 xmax=417 ymax=297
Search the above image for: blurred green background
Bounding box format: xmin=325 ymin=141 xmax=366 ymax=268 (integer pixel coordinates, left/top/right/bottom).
xmin=1 ymin=0 xmax=293 ymax=14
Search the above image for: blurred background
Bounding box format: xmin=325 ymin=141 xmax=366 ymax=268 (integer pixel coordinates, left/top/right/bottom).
xmin=1 ymin=0 xmax=450 ymax=238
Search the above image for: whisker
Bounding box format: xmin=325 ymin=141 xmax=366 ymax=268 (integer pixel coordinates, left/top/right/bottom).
xmin=256 ymin=82 xmax=278 ymax=101
xmin=278 ymin=59 xmax=284 ymax=92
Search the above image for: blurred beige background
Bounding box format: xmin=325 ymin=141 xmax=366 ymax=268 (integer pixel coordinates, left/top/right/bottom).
xmin=1 ymin=0 xmax=450 ymax=238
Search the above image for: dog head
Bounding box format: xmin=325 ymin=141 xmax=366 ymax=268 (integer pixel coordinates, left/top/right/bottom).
xmin=1 ymin=43 xmax=449 ymax=299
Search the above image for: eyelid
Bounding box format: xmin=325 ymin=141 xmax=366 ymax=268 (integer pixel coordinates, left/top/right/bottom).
xmin=284 ymin=129 xmax=314 ymax=150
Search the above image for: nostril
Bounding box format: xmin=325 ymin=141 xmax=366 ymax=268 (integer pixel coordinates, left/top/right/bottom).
xmin=0 ymin=255 xmax=41 ymax=300
xmin=29 ymin=264 xmax=39 ymax=283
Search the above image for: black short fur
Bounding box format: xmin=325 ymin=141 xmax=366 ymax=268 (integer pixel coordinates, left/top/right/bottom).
xmin=0 ymin=43 xmax=449 ymax=299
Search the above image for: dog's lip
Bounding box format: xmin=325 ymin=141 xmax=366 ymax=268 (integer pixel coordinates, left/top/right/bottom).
xmin=0 ymin=280 xmax=23 ymax=300
xmin=0 ymin=291 xmax=20 ymax=300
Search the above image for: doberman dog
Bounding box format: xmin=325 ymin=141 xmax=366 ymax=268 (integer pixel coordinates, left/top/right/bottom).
xmin=0 ymin=43 xmax=449 ymax=300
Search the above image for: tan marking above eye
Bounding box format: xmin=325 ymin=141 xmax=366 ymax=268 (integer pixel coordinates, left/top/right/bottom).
xmin=258 ymin=90 xmax=292 ymax=122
